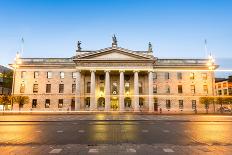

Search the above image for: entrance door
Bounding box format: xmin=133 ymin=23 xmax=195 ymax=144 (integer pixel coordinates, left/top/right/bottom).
xmin=111 ymin=98 xmax=119 ymax=110
xmin=71 ymin=98 xmax=75 ymax=111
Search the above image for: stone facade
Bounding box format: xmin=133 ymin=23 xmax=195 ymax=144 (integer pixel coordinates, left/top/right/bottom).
xmin=10 ymin=45 xmax=217 ymax=113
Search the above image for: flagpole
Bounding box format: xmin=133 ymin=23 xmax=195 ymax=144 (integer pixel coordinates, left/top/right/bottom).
xmin=204 ymin=39 xmax=208 ymax=58
xmin=21 ymin=38 xmax=24 ymax=55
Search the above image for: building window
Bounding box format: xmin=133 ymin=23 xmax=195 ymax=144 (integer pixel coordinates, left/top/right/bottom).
xmin=112 ymin=81 xmax=118 ymax=95
xmin=87 ymin=82 xmax=91 ymax=93
xmin=139 ymin=82 xmax=142 ymax=94
xmin=203 ymin=85 xmax=208 ymax=94
xmin=99 ymin=75 xmax=105 ymax=81
xmin=47 ymin=72 xmax=52 ymax=79
xmin=202 ymin=73 xmax=207 ymax=80
xmin=59 ymin=84 xmax=64 ymax=93
xmin=166 ymin=85 xmax=170 ymax=94
xmin=166 ymin=100 xmax=171 ymax=109
xmin=45 ymin=99 xmax=50 ymax=108
xmin=191 ymin=85 xmax=195 ymax=94
xmin=33 ymin=84 xmax=38 ymax=93
xmin=72 ymin=72 xmax=77 ymax=79
xmin=125 ymin=82 xmax=130 ymax=94
xmin=229 ymin=88 xmax=232 ymax=95
xmin=72 ymin=84 xmax=76 ymax=93
xmin=46 ymin=84 xmax=51 ymax=93
xmin=21 ymin=71 xmax=26 ymax=79
xmin=32 ymin=99 xmax=37 ymax=108
xmin=165 ymin=72 xmax=170 ymax=80
xmin=190 ymin=73 xmax=195 ymax=80
xmin=99 ymin=82 xmax=104 ymax=93
xmin=223 ymin=82 xmax=227 ymax=88
xmin=20 ymin=83 xmax=25 ymax=93
xmin=224 ymin=89 xmax=228 ymax=95
xmin=179 ymin=100 xmax=183 ymax=109
xmin=60 ymin=72 xmax=64 ymax=79
xmin=218 ymin=90 xmax=222 ymax=95
xmin=177 ymin=72 xmax=182 ymax=80
xmin=153 ymin=84 xmax=157 ymax=94
xmin=153 ymin=72 xmax=157 ymax=80
xmin=34 ymin=71 xmax=39 ymax=79
xmin=58 ymin=99 xmax=63 ymax=108
xmin=178 ymin=85 xmax=183 ymax=94
xmin=192 ymin=100 xmax=196 ymax=109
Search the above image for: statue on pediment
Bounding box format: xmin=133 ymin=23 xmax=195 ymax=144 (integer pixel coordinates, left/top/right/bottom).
xmin=77 ymin=41 xmax=82 ymax=51
xmin=148 ymin=42 xmax=153 ymax=53
xmin=112 ymin=34 xmax=117 ymax=47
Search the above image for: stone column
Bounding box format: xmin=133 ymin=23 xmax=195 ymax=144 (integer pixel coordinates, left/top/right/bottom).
xmin=105 ymin=70 xmax=110 ymax=111
xmin=148 ymin=70 xmax=154 ymax=112
xmin=119 ymin=70 xmax=125 ymax=111
xmin=75 ymin=70 xmax=81 ymax=111
xmin=90 ymin=70 xmax=96 ymax=111
xmin=134 ymin=70 xmax=139 ymax=111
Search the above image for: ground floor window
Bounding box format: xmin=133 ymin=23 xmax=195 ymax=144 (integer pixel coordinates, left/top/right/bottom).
xmin=192 ymin=100 xmax=196 ymax=109
xmin=154 ymin=98 xmax=158 ymax=111
xmin=179 ymin=100 xmax=183 ymax=109
xmin=98 ymin=97 xmax=105 ymax=107
xmin=71 ymin=98 xmax=75 ymax=111
xmin=32 ymin=99 xmax=37 ymax=108
xmin=85 ymin=97 xmax=90 ymax=107
xmin=58 ymin=99 xmax=63 ymax=108
xmin=124 ymin=97 xmax=131 ymax=107
xmin=45 ymin=99 xmax=50 ymax=108
xmin=166 ymin=100 xmax=171 ymax=109
xmin=139 ymin=97 xmax=144 ymax=107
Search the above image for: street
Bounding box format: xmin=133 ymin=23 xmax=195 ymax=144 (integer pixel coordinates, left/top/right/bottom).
xmin=0 ymin=114 xmax=232 ymax=154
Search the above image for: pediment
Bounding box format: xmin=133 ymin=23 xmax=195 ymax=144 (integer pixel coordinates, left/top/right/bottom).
xmin=75 ymin=47 xmax=155 ymax=61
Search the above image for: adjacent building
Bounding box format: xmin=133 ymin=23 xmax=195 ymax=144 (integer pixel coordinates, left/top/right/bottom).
xmin=0 ymin=65 xmax=12 ymax=95
xmin=215 ymin=76 xmax=232 ymax=96
xmin=10 ymin=38 xmax=217 ymax=113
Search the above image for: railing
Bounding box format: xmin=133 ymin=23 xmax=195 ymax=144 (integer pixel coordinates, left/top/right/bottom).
xmin=157 ymin=59 xmax=208 ymax=65
xmin=19 ymin=58 xmax=74 ymax=64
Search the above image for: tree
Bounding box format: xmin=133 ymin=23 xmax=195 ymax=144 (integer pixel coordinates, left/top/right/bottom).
xmin=215 ymin=97 xmax=225 ymax=113
xmin=13 ymin=95 xmax=29 ymax=111
xmin=199 ymin=97 xmax=214 ymax=114
xmin=0 ymin=95 xmax=12 ymax=111
xmin=224 ymin=97 xmax=232 ymax=114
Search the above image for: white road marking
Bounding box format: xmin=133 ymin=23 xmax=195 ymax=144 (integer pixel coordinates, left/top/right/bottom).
xmin=57 ymin=130 xmax=63 ymax=133
xmin=49 ymin=149 xmax=62 ymax=154
xmin=142 ymin=130 xmax=149 ymax=133
xmin=163 ymin=130 xmax=170 ymax=133
xmin=127 ymin=148 xmax=136 ymax=153
xmin=88 ymin=148 xmax=98 ymax=153
xmin=184 ymin=130 xmax=190 ymax=133
xmin=78 ymin=130 xmax=85 ymax=133
xmin=163 ymin=148 xmax=174 ymax=153
xmin=72 ymin=122 xmax=78 ymax=125
xmin=35 ymin=130 xmax=41 ymax=133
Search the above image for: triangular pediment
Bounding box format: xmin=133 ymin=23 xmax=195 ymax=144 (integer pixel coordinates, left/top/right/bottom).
xmin=75 ymin=47 xmax=155 ymax=60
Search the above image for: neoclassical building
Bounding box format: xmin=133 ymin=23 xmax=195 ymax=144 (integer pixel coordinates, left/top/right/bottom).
xmin=10 ymin=38 xmax=217 ymax=113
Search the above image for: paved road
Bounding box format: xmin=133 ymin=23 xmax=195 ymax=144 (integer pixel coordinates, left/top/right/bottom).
xmin=1 ymin=114 xmax=232 ymax=154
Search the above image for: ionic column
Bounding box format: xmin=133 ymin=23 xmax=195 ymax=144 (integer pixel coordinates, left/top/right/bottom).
xmin=148 ymin=70 xmax=154 ymax=112
xmin=90 ymin=70 xmax=96 ymax=111
xmin=119 ymin=70 xmax=125 ymax=111
xmin=105 ymin=70 xmax=110 ymax=111
xmin=134 ymin=70 xmax=139 ymax=111
xmin=75 ymin=70 xmax=81 ymax=111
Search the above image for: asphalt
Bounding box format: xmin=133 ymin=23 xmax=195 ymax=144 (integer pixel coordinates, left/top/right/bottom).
xmin=0 ymin=114 xmax=232 ymax=155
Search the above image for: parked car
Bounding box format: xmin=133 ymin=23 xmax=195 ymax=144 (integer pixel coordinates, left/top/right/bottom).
xmin=217 ymin=107 xmax=231 ymax=113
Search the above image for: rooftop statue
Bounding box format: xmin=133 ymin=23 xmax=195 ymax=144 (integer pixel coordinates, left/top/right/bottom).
xmin=112 ymin=34 xmax=117 ymax=47
xmin=77 ymin=41 xmax=82 ymax=51
xmin=148 ymin=42 xmax=153 ymax=52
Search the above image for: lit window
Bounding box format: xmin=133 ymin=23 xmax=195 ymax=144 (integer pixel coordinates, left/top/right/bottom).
xmin=153 ymin=84 xmax=157 ymax=94
xmin=112 ymin=81 xmax=118 ymax=95
xmin=72 ymin=72 xmax=77 ymax=79
xmin=99 ymin=82 xmax=104 ymax=93
xmin=224 ymin=89 xmax=228 ymax=95
xmin=179 ymin=100 xmax=183 ymax=109
xmin=59 ymin=84 xmax=64 ymax=93
xmin=166 ymin=85 xmax=170 ymax=94
xmin=139 ymin=82 xmax=142 ymax=94
xmin=166 ymin=100 xmax=171 ymax=109
xmin=191 ymin=85 xmax=195 ymax=94
xmin=178 ymin=85 xmax=183 ymax=93
xmin=190 ymin=73 xmax=195 ymax=80
xmin=47 ymin=72 xmax=52 ymax=79
xmin=125 ymin=82 xmax=130 ymax=93
xmin=72 ymin=84 xmax=76 ymax=93
xmin=34 ymin=71 xmax=39 ymax=79
xmin=86 ymin=82 xmax=91 ymax=93
xmin=32 ymin=99 xmax=37 ymax=108
xmin=177 ymin=72 xmax=182 ymax=80
xmin=60 ymin=72 xmax=64 ymax=79
xmin=20 ymin=83 xmax=25 ymax=93
xmin=45 ymin=99 xmax=50 ymax=108
xmin=33 ymin=84 xmax=38 ymax=93
xmin=21 ymin=71 xmax=26 ymax=79
xmin=203 ymin=85 xmax=208 ymax=94
xmin=58 ymin=99 xmax=63 ymax=108
xmin=202 ymin=73 xmax=207 ymax=80
xmin=192 ymin=100 xmax=196 ymax=109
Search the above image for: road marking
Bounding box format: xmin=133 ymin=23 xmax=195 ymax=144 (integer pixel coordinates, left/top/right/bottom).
xmin=184 ymin=130 xmax=190 ymax=133
xmin=127 ymin=148 xmax=136 ymax=153
xmin=72 ymin=122 xmax=78 ymax=125
xmin=57 ymin=130 xmax=63 ymax=133
xmin=165 ymin=122 xmax=170 ymax=125
xmin=163 ymin=130 xmax=170 ymax=133
xmin=141 ymin=130 xmax=149 ymax=133
xmin=49 ymin=149 xmax=62 ymax=154
xmin=78 ymin=130 xmax=85 ymax=133
xmin=35 ymin=130 xmax=41 ymax=133
xmin=88 ymin=148 xmax=98 ymax=153
xmin=163 ymin=148 xmax=174 ymax=153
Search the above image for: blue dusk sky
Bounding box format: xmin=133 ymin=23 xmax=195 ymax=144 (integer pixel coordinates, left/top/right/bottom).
xmin=0 ymin=0 xmax=231 ymax=77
